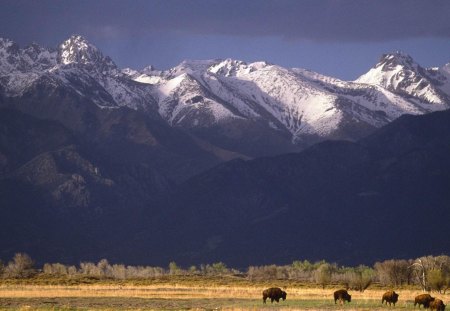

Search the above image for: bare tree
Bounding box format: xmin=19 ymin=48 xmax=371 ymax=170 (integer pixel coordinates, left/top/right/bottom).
xmin=410 ymin=258 xmax=428 ymax=291
xmin=410 ymin=255 xmax=450 ymax=291
xmin=374 ymin=259 xmax=411 ymax=286
xmin=3 ymin=253 xmax=35 ymax=278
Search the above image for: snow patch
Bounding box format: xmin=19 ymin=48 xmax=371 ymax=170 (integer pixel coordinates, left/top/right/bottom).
xmin=158 ymin=74 xmax=186 ymax=99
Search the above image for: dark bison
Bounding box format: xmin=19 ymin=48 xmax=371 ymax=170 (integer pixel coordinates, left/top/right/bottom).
xmin=382 ymin=290 xmax=399 ymax=306
xmin=262 ymin=287 xmax=287 ymax=304
xmin=334 ymin=289 xmax=351 ymax=304
xmin=414 ymin=294 xmax=435 ymax=309
xmin=429 ymin=299 xmax=446 ymax=311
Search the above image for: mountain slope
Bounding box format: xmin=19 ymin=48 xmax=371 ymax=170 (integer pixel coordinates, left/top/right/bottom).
xmin=149 ymin=109 xmax=450 ymax=266
xmin=0 ymin=106 xmax=224 ymax=262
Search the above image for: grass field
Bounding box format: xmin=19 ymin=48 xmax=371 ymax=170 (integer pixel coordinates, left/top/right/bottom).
xmin=0 ymin=280 xmax=447 ymax=310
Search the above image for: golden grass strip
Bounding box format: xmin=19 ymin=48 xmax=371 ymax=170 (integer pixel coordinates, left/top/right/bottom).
xmin=0 ymin=284 xmax=448 ymax=304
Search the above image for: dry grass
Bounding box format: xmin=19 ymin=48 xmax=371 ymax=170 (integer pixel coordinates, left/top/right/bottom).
xmin=0 ymin=284 xmax=444 ymax=300
xmin=0 ymin=283 xmax=447 ymax=310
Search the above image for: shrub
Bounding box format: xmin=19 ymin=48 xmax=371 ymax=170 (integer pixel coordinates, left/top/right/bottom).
xmin=349 ymin=265 xmax=375 ymax=292
xmin=428 ymin=269 xmax=448 ymax=293
xmin=313 ymin=263 xmax=332 ymax=289
xmin=43 ymin=263 xmax=68 ymax=275
xmin=3 ymin=253 xmax=35 ymax=278
xmin=169 ymin=261 xmax=181 ymax=275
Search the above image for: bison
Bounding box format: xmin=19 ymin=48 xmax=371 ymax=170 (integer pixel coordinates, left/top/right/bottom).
xmin=429 ymin=299 xmax=446 ymax=311
xmin=262 ymin=287 xmax=287 ymax=304
xmin=334 ymin=289 xmax=351 ymax=304
xmin=382 ymin=290 xmax=399 ymax=306
xmin=414 ymin=294 xmax=435 ymax=309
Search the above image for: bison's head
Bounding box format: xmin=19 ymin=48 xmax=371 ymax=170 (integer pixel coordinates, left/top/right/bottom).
xmin=392 ymin=292 xmax=399 ymax=302
xmin=347 ymin=294 xmax=352 ymax=302
xmin=281 ymin=291 xmax=287 ymax=301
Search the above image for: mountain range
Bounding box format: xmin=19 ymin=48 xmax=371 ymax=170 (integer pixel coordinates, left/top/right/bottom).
xmin=0 ymin=35 xmax=449 ymax=266
xmin=2 ymin=35 xmax=450 ymax=156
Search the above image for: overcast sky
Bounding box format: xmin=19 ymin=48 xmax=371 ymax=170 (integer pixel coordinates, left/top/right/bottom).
xmin=1 ymin=0 xmax=450 ymax=80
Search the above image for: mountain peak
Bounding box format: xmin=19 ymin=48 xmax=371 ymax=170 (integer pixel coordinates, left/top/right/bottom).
xmin=208 ymin=58 xmax=248 ymax=76
xmin=356 ymin=51 xmax=418 ymax=84
xmin=60 ymin=35 xmax=93 ymax=51
xmin=58 ymin=35 xmax=99 ymax=65
xmin=356 ymin=51 xmax=450 ymax=106
xmin=377 ymin=51 xmax=416 ymax=70
xmin=58 ymin=35 xmax=117 ymax=74
xmin=61 ymin=35 xmax=91 ymax=50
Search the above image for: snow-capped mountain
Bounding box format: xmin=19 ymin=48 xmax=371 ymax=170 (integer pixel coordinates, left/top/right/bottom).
xmin=1 ymin=35 xmax=450 ymax=156
xmin=0 ymin=35 xmax=157 ymax=110
xmin=356 ymin=52 xmax=450 ymax=108
xmin=58 ymin=35 xmax=116 ymax=71
xmin=2 ymin=36 xmax=450 ymax=265
xmin=124 ymin=56 xmax=450 ymax=147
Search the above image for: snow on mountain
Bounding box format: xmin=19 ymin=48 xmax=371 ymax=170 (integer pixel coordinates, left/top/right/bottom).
xmin=122 ymin=66 xmax=163 ymax=85
xmin=125 ymin=55 xmax=448 ymax=143
xmin=207 ymin=62 xmax=344 ymax=137
xmin=355 ymin=52 xmax=450 ymax=109
xmin=0 ymin=35 xmax=157 ymax=110
xmin=442 ymin=63 xmax=450 ymax=75
xmin=156 ymin=72 xmax=241 ymax=125
xmin=294 ymin=67 xmax=426 ymax=119
xmin=2 ymin=35 xmax=450 ymax=148
xmin=166 ymin=59 xmax=218 ymax=78
xmin=57 ymin=35 xmax=159 ymax=110
xmin=0 ymin=38 xmax=57 ymax=75
xmin=58 ymin=35 xmax=115 ymax=71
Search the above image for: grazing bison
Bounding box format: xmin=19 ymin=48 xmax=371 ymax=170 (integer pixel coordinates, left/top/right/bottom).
xmin=262 ymin=287 xmax=287 ymax=304
xmin=414 ymin=294 xmax=435 ymax=309
xmin=334 ymin=289 xmax=351 ymax=304
xmin=429 ymin=299 xmax=446 ymax=311
xmin=382 ymin=290 xmax=399 ymax=306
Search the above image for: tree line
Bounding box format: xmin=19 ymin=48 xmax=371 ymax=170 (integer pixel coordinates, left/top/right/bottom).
xmin=0 ymin=253 xmax=448 ymax=293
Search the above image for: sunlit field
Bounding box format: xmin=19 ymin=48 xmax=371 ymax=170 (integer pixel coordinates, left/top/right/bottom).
xmin=0 ymin=281 xmax=447 ymax=310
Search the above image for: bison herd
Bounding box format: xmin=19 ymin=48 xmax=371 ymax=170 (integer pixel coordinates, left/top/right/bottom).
xmin=414 ymin=294 xmax=446 ymax=310
xmin=261 ymin=287 xmax=446 ymax=309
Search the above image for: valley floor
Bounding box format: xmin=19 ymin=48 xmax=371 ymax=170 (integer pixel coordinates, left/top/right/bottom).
xmin=0 ymin=284 xmax=447 ymax=310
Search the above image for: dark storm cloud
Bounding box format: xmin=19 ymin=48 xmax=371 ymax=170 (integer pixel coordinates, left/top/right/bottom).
xmin=1 ymin=0 xmax=450 ymax=45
